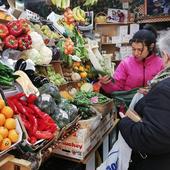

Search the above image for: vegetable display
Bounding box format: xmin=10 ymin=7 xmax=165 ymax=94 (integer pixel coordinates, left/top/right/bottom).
xmin=0 ymin=24 xmax=9 ymax=39
xmin=74 ymin=91 xmax=110 ymax=106
xmin=4 ymin=35 xmax=18 ymax=49
xmin=7 ymin=21 xmax=22 ymax=37
xmin=17 ymin=34 xmax=32 ymax=50
xmin=0 ymin=62 xmax=18 ymax=87
xmin=64 ymin=37 xmax=74 ymax=55
xmin=0 ymin=20 xmax=31 ymax=51
xmin=7 ymin=93 xmax=58 ymax=144
xmin=64 ymin=8 xmax=75 ymax=25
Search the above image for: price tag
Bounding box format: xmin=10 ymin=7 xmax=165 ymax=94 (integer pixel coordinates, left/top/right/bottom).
xmin=116 ymin=43 xmax=122 ymax=48
xmin=42 ymin=94 xmax=51 ymax=102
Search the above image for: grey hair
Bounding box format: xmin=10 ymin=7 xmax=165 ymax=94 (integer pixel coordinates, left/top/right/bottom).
xmin=157 ymin=31 xmax=170 ymax=56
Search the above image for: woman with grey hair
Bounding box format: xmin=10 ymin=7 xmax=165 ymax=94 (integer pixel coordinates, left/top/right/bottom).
xmin=118 ymin=30 xmax=170 ymax=170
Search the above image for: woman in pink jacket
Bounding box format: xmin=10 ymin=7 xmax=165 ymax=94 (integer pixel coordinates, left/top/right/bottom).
xmin=99 ymin=24 xmax=164 ymax=94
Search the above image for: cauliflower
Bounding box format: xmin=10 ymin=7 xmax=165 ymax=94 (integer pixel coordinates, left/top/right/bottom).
xmin=39 ymin=45 xmax=52 ymax=65
xmin=23 ymin=48 xmax=41 ymax=65
xmin=29 ymin=31 xmax=45 ymax=50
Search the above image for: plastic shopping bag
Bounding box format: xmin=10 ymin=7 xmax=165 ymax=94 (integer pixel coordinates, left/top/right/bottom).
xmin=97 ymin=132 xmax=131 ymax=170
xmin=129 ymin=92 xmax=144 ymax=109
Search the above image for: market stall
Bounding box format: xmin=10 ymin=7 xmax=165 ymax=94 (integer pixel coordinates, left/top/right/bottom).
xmin=0 ymin=0 xmax=169 ymax=169
xmin=0 ymin=1 xmax=118 ymax=170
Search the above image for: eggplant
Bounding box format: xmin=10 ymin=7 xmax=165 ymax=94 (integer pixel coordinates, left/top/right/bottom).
xmin=51 ymin=47 xmax=61 ymax=60
xmin=15 ymin=59 xmax=25 ymax=71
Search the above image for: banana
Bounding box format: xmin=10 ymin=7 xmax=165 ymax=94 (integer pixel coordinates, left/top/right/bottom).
xmin=61 ymin=0 xmax=70 ymax=9
xmin=72 ymin=7 xmax=79 ymax=21
xmin=76 ymin=7 xmax=85 ymax=22
xmin=92 ymin=0 xmax=98 ymax=5
xmin=56 ymin=0 xmax=62 ymax=8
xmin=73 ymin=7 xmax=81 ymax=21
xmin=51 ymin=0 xmax=57 ymax=5
xmin=61 ymin=0 xmax=66 ymax=9
xmin=79 ymin=8 xmax=86 ymax=19
xmin=83 ymin=0 xmax=92 ymax=6
xmin=73 ymin=7 xmax=86 ymax=22
xmin=83 ymin=0 xmax=98 ymax=6
xmin=65 ymin=0 xmax=70 ymax=8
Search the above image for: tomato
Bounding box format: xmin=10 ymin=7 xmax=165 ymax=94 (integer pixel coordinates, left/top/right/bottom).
xmin=67 ymin=44 xmax=73 ymax=51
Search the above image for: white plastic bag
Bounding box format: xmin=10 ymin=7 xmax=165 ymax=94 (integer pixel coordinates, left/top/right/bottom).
xmin=129 ymin=92 xmax=144 ymax=109
xmin=97 ymin=132 xmax=131 ymax=170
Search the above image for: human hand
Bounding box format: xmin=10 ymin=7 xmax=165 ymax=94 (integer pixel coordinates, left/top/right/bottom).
xmin=138 ymin=87 xmax=149 ymax=95
xmin=119 ymin=112 xmax=126 ymax=118
xmin=98 ymin=75 xmax=112 ymax=84
xmin=125 ymin=109 xmax=142 ymax=122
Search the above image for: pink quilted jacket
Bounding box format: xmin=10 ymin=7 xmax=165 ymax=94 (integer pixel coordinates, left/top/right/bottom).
xmin=102 ymin=54 xmax=164 ymax=94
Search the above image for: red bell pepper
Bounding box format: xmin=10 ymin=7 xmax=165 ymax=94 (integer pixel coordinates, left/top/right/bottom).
xmin=35 ymin=131 xmax=54 ymax=140
xmin=17 ymin=34 xmax=32 ymax=50
xmin=7 ymin=21 xmax=22 ymax=37
xmin=37 ymin=118 xmax=48 ymax=131
xmin=7 ymin=92 xmax=26 ymax=100
xmin=24 ymin=106 xmax=34 ymax=116
xmin=27 ymin=94 xmax=37 ymax=104
xmin=12 ymin=99 xmax=30 ymax=118
xmin=28 ymin=115 xmax=38 ymax=134
xmin=29 ymin=136 xmax=37 ymax=144
xmin=18 ymin=19 xmax=30 ymax=33
xmin=28 ymin=104 xmax=45 ymax=119
xmin=20 ymin=115 xmax=31 ymax=131
xmin=4 ymin=35 xmax=18 ymax=49
xmin=7 ymin=99 xmax=20 ymax=114
xmin=0 ymin=24 xmax=9 ymax=39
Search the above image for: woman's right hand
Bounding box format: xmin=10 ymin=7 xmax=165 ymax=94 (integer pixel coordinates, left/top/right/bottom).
xmin=98 ymin=75 xmax=112 ymax=84
xmin=138 ymin=87 xmax=149 ymax=95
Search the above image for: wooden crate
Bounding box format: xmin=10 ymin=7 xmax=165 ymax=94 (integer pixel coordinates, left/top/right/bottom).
xmin=58 ymin=81 xmax=80 ymax=91
xmin=50 ymin=61 xmax=63 ymax=76
xmin=92 ymin=99 xmax=114 ymax=116
xmin=0 ymin=154 xmax=31 ymax=170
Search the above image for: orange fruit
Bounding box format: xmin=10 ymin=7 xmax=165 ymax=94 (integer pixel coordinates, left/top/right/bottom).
xmin=0 ymin=138 xmax=11 ymax=151
xmin=4 ymin=118 xmax=16 ymax=130
xmin=1 ymin=106 xmax=13 ymax=118
xmin=0 ymin=113 xmax=5 ymax=126
xmin=0 ymin=126 xmax=8 ymax=138
xmin=80 ymin=72 xmax=87 ymax=78
xmin=0 ymin=99 xmax=5 ymax=110
xmin=85 ymin=65 xmax=91 ymax=69
xmin=74 ymin=62 xmax=81 ymax=67
xmin=79 ymin=66 xmax=84 ymax=72
xmin=0 ymin=134 xmax=3 ymax=144
xmin=8 ymin=129 xmax=19 ymax=143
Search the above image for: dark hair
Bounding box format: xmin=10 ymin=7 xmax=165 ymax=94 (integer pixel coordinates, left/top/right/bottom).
xmin=129 ymin=24 xmax=157 ymax=53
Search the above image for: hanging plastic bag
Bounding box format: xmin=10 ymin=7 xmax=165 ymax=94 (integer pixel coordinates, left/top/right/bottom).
xmin=111 ymin=88 xmax=138 ymax=112
xmin=97 ymin=132 xmax=131 ymax=170
xmin=129 ymin=92 xmax=144 ymax=109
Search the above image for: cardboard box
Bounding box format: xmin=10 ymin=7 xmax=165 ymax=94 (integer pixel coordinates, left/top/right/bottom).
xmin=53 ymin=113 xmax=114 ymax=160
xmin=118 ymin=25 xmax=128 ymax=36
xmin=53 ymin=124 xmax=101 ymax=160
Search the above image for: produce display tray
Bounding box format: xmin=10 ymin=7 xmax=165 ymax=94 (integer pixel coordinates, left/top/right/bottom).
xmin=0 ymin=117 xmax=23 ymax=157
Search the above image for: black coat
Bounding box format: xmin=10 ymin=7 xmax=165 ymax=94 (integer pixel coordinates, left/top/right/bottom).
xmin=119 ymin=77 xmax=170 ymax=170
